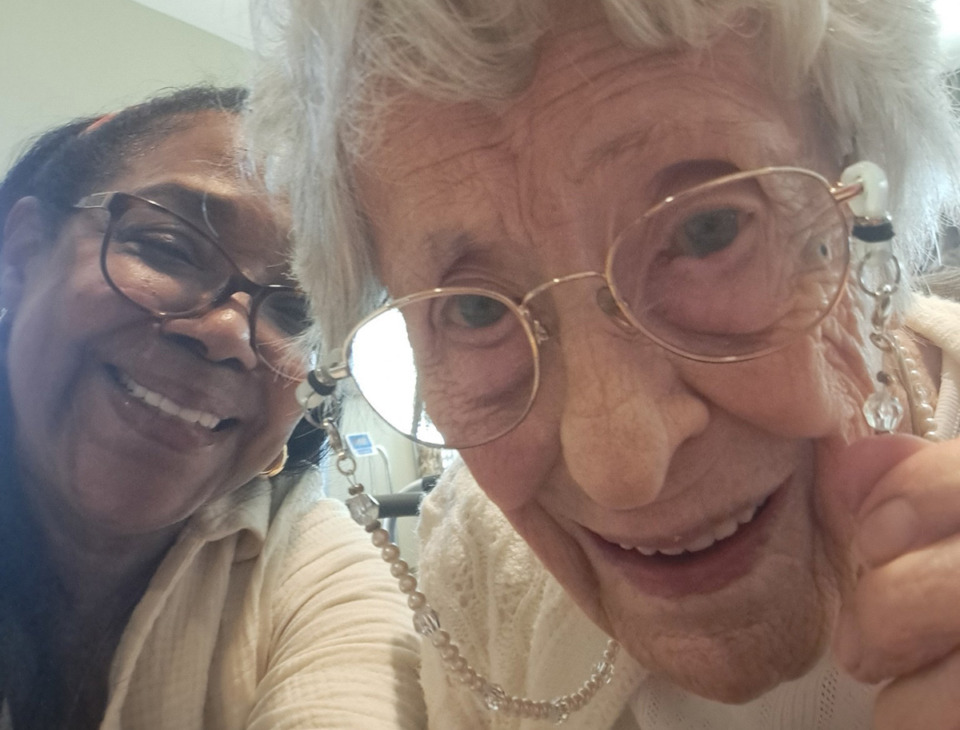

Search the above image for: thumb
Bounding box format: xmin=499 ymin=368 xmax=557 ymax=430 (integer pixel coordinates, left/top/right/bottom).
xmin=818 ymin=434 xmax=930 ymax=548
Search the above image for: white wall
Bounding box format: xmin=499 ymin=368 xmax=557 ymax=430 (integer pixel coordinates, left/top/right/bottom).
xmin=0 ymin=0 xmax=250 ymax=171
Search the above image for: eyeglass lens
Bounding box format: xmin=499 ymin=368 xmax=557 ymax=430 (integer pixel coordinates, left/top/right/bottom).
xmin=102 ymin=197 xmax=312 ymax=378
xmin=348 ymin=293 xmax=539 ymax=448
xmin=608 ymin=169 xmax=849 ymax=359
xmin=347 ymin=169 xmax=850 ymax=448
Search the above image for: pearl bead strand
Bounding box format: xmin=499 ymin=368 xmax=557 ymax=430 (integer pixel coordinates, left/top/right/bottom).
xmin=345 ymin=482 xmax=619 ymax=725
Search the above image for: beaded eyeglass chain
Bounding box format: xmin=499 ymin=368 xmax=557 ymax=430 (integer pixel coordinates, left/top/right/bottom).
xmin=303 ymin=405 xmax=618 ymax=725
xmin=844 ymin=162 xmax=939 ymax=441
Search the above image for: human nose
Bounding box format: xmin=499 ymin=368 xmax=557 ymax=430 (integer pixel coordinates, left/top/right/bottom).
xmin=159 ymin=294 xmax=259 ymax=371
xmin=555 ymin=306 xmax=709 ymax=510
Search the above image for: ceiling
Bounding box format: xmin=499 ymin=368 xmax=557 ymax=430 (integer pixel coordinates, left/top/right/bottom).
xmin=131 ymin=0 xmax=253 ymax=48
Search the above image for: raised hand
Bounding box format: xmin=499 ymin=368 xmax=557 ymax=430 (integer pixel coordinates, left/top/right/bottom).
xmin=823 ymin=434 xmax=960 ymax=730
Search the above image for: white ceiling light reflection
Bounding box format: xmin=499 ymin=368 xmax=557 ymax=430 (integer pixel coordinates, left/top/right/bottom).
xmin=349 ymin=310 xmax=444 ymax=446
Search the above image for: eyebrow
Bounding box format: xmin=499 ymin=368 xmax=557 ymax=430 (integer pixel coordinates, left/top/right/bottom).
xmin=131 ymin=183 xmax=237 ymax=239
xmin=423 ymin=229 xmax=503 ymax=276
xmin=573 ymin=126 xmax=659 ymax=180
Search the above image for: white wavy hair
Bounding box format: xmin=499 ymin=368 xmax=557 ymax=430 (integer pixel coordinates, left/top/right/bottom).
xmin=248 ymin=0 xmax=960 ymax=356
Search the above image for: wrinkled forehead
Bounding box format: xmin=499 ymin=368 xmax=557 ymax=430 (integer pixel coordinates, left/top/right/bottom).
xmin=357 ymin=26 xmax=825 ymax=285
xmin=360 ymin=24 xmax=819 ymax=194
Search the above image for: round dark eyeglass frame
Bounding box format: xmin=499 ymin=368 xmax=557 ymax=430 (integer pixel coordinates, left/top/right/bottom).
xmin=74 ymin=191 xmax=308 ymax=369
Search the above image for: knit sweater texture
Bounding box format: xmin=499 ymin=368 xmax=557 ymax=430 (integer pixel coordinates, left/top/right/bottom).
xmin=0 ymin=471 xmax=426 ymax=730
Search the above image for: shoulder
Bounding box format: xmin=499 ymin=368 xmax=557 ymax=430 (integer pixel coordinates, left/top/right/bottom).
xmin=259 ymin=470 xmax=391 ymax=590
xmin=222 ymin=471 xmax=426 ymax=728
xmin=907 ymin=289 xmax=960 ymax=359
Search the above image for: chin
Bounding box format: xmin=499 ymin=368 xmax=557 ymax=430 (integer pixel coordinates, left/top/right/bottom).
xmin=635 ymin=625 xmax=829 ymax=704
xmin=610 ymin=549 xmax=841 ymax=704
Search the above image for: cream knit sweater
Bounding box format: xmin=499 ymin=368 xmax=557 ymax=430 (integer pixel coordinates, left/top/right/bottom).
xmin=418 ymin=293 xmax=960 ymax=729
xmin=0 ymin=471 xmax=426 ymax=730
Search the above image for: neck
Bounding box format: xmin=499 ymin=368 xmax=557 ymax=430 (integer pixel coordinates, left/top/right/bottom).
xmin=15 ymin=466 xmax=178 ymax=620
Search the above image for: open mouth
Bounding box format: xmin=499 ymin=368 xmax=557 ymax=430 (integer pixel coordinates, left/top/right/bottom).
xmin=587 ymin=486 xmax=784 ymax=597
xmin=108 ymin=365 xmax=236 ymax=432
xmin=613 ymin=497 xmax=770 ymax=558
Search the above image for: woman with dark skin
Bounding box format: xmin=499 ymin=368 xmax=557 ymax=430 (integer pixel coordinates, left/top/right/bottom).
xmin=0 ymin=87 xmax=424 ymax=730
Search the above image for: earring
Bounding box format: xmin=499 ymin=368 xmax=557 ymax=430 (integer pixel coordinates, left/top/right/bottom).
xmin=261 ymin=444 xmax=288 ymax=478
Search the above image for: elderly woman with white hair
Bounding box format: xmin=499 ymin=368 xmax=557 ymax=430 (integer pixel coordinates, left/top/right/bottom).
xmin=251 ymin=0 xmax=960 ymax=727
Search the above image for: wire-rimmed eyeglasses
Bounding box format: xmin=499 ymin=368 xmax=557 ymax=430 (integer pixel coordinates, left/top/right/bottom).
xmin=306 ymin=165 xmax=867 ymax=449
xmin=74 ymin=191 xmax=312 ymax=379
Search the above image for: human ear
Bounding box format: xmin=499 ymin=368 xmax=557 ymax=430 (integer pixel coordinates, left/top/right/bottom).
xmin=0 ymin=196 xmax=48 ymax=314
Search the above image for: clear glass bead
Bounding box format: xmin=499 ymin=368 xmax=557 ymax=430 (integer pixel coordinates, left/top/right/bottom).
xmin=596 ymin=658 xmax=615 ymax=684
xmin=413 ymin=607 xmax=441 ymax=637
xmin=863 ymin=388 xmax=904 ymax=433
xmin=482 ymin=684 xmax=508 ymax=711
xmin=346 ymin=492 xmax=380 ymax=527
xmin=546 ymin=699 xmax=571 ymax=725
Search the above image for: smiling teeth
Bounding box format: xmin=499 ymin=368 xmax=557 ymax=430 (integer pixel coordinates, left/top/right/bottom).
xmin=619 ymin=502 xmax=761 ymax=557
xmin=118 ymin=372 xmax=222 ymax=430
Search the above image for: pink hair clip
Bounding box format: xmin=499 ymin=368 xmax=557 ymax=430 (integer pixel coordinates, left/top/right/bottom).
xmin=80 ymin=112 xmax=118 ymax=135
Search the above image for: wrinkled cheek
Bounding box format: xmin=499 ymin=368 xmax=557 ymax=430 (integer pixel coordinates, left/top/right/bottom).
xmin=458 ymin=435 xmax=552 ymax=513
xmin=684 ymin=289 xmax=872 ymax=441
xmin=457 ymin=394 xmax=563 ymax=513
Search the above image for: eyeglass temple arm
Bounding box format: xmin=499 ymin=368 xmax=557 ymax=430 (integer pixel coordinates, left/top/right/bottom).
xmin=74 ymin=192 xmax=115 ymax=209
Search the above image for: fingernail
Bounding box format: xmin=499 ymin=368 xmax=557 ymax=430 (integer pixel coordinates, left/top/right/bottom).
xmin=833 ymin=611 xmax=861 ymax=672
xmin=857 ymin=497 xmax=920 ymax=568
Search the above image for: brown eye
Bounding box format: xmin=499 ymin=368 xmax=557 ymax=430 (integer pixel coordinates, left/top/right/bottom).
xmin=678 ymin=208 xmax=740 ymax=258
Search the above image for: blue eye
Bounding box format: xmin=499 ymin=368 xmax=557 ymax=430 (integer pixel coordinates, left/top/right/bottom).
xmin=679 ymin=208 xmax=740 ymax=258
xmin=447 ymin=294 xmax=509 ymax=329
